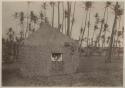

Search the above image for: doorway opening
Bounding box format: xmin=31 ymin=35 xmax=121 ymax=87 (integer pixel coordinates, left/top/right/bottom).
xmin=51 ymin=53 xmax=64 ymax=72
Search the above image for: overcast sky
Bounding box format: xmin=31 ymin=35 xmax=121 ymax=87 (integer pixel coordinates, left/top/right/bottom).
xmin=2 ymin=1 xmax=124 ymax=44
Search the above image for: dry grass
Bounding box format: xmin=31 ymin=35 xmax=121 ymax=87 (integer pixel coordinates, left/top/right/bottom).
xmin=2 ymin=55 xmax=123 ymax=86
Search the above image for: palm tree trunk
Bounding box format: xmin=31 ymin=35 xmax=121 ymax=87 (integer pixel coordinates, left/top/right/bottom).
xmin=87 ymin=8 xmax=91 ymax=47
xmin=92 ymin=29 xmax=96 ymax=46
xmin=112 ymin=14 xmax=121 ymax=56
xmin=67 ymin=2 xmax=71 ymax=36
xmin=52 ymin=3 xmax=54 ymax=28
xmin=70 ymin=2 xmax=76 ymax=36
xmin=102 ymin=31 xmax=106 ymax=47
xmin=103 ymin=7 xmax=109 ymax=48
xmin=79 ymin=10 xmax=89 ymax=54
xmin=25 ymin=9 xmax=29 ymax=38
xmin=116 ymin=35 xmax=119 ymax=47
xmin=44 ymin=3 xmax=46 ymax=17
xmin=86 ymin=8 xmax=91 ymax=56
xmin=115 ymin=16 xmax=121 ymax=47
xmin=96 ymin=7 xmax=107 ymax=47
xmin=79 ymin=12 xmax=85 ymax=41
xmin=92 ymin=29 xmax=95 ymax=40
xmin=106 ymin=2 xmax=118 ymax=63
xmin=58 ymin=2 xmax=60 ymax=30
xmin=65 ymin=17 xmax=67 ymax=34
xmin=61 ymin=2 xmax=64 ymax=33
xmin=21 ymin=23 xmax=24 ymax=39
xmin=25 ymin=2 xmax=30 ymax=38
xmin=25 ymin=16 xmax=29 ymax=38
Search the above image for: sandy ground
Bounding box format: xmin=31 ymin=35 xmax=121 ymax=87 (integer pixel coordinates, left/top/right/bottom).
xmin=2 ymin=55 xmax=123 ymax=86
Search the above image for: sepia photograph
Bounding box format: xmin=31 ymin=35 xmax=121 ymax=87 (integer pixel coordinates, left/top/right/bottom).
xmin=2 ymin=0 xmax=124 ymax=87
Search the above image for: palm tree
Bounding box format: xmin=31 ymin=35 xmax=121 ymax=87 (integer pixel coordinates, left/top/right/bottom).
xmin=79 ymin=1 xmax=92 ymax=54
xmin=106 ymin=2 xmax=123 ymax=63
xmin=101 ymin=34 xmax=105 ymax=47
xmin=30 ymin=11 xmax=34 ymax=31
xmin=50 ymin=2 xmax=55 ymax=28
xmin=13 ymin=12 xmax=19 ymax=35
xmin=20 ymin=11 xmax=24 ymax=25
xmin=58 ymin=2 xmax=60 ymax=30
xmin=116 ymin=31 xmax=122 ymax=46
xmin=19 ymin=31 xmax=24 ymax=41
xmin=45 ymin=17 xmax=49 ymax=24
xmin=7 ymin=27 xmax=15 ymax=42
xmin=79 ymin=10 xmax=89 ymax=52
xmin=13 ymin=12 xmax=18 ymax=20
xmin=114 ymin=7 xmax=123 ymax=47
xmin=19 ymin=11 xmax=25 ymax=39
xmin=122 ymin=27 xmax=124 ymax=38
xmin=25 ymin=1 xmax=31 ymax=38
xmin=96 ymin=2 xmax=111 ymax=47
xmin=30 ymin=11 xmax=38 ymax=32
xmin=70 ymin=2 xmax=76 ymax=37
xmin=65 ymin=10 xmax=68 ymax=34
xmin=106 ymin=36 xmax=110 ymax=44
xmin=91 ymin=13 xmax=99 ymax=46
xmin=92 ymin=25 xmax=98 ymax=46
xmin=67 ymin=2 xmax=71 ymax=37
xmin=42 ymin=2 xmax=47 ymax=17
xmin=102 ymin=23 xmax=109 ymax=47
xmin=102 ymin=2 xmax=111 ymax=47
xmin=61 ymin=2 xmax=65 ymax=33
xmin=40 ymin=11 xmax=44 ymax=22
xmin=87 ymin=7 xmax=92 ymax=47
xmin=6 ymin=27 xmax=15 ymax=61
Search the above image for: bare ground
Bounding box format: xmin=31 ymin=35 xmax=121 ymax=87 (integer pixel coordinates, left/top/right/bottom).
xmin=2 ymin=55 xmax=123 ymax=86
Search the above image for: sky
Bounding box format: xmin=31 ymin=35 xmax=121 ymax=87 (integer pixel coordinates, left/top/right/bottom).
xmin=2 ymin=1 xmax=124 ymax=46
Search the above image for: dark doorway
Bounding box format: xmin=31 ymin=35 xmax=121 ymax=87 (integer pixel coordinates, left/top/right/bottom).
xmin=51 ymin=53 xmax=64 ymax=73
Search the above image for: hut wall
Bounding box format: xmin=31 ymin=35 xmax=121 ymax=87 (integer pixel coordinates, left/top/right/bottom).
xmin=18 ymin=45 xmax=50 ymax=77
xmin=63 ymin=48 xmax=79 ymax=74
xmin=18 ymin=45 xmax=79 ymax=77
xmin=48 ymin=47 xmax=79 ymax=76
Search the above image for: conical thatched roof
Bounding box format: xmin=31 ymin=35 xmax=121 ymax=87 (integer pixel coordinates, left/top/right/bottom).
xmin=23 ymin=23 xmax=77 ymax=49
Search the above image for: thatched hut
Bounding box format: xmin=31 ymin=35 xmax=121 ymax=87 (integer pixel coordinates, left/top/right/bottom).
xmin=18 ymin=23 xmax=79 ymax=77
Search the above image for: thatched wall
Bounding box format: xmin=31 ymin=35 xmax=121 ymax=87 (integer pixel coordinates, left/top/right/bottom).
xmin=18 ymin=45 xmax=50 ymax=77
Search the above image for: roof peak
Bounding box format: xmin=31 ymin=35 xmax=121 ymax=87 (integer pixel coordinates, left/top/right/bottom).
xmin=23 ymin=22 xmax=75 ymax=46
